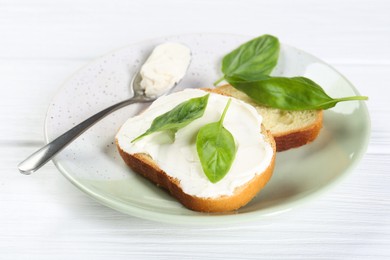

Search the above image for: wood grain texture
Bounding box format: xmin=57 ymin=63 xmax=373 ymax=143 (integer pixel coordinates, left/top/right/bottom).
xmin=1 ymin=0 xmax=389 ymax=259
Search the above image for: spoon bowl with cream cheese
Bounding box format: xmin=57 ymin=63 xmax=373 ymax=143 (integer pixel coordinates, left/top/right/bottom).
xmin=18 ymin=42 xmax=192 ymax=174
xmin=137 ymin=42 xmax=191 ymax=98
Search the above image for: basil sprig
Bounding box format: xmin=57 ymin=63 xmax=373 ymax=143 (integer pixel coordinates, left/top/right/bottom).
xmin=132 ymin=94 xmax=209 ymax=142
xmin=214 ymin=34 xmax=280 ymax=86
xmin=216 ymin=34 xmax=368 ymax=110
xmin=226 ymin=75 xmax=368 ymax=110
xmin=196 ymin=99 xmax=236 ymax=183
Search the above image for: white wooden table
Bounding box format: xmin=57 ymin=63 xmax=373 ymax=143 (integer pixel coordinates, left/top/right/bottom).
xmin=2 ymin=0 xmax=389 ymax=259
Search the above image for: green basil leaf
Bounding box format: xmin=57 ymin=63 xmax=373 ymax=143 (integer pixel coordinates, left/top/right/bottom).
xmin=132 ymin=94 xmax=209 ymax=142
xmin=214 ymin=34 xmax=280 ymax=85
xmin=196 ymin=99 xmax=236 ymax=183
xmin=226 ymin=76 xmax=368 ymax=110
xmin=222 ymin=73 xmax=269 ymax=82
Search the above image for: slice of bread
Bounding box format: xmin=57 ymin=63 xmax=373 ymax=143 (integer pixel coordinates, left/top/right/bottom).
xmin=116 ymin=125 xmax=275 ymax=213
xmin=116 ymin=89 xmax=276 ymax=212
xmin=206 ymin=85 xmax=323 ymax=151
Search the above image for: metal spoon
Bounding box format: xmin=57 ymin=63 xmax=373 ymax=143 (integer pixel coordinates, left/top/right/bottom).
xmin=18 ymin=69 xmax=183 ymax=175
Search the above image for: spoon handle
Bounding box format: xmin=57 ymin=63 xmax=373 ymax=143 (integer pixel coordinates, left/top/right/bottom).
xmin=18 ymin=98 xmax=146 ymax=175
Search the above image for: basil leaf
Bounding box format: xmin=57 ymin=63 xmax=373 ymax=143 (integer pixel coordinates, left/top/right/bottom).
xmin=132 ymin=94 xmax=209 ymax=142
xmin=226 ymin=76 xmax=368 ymax=110
xmin=196 ymin=99 xmax=236 ymax=183
xmin=214 ymin=34 xmax=280 ymax=85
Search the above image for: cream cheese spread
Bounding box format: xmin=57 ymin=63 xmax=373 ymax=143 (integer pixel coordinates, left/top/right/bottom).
xmin=116 ymin=89 xmax=274 ymax=198
xmin=139 ymin=42 xmax=191 ymax=98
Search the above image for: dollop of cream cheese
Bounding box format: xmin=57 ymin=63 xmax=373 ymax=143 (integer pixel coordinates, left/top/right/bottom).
xmin=139 ymin=42 xmax=191 ymax=98
xmin=116 ymin=89 xmax=274 ymax=198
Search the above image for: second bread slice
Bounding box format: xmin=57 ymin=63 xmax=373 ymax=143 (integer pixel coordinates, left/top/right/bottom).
xmin=206 ymin=85 xmax=323 ymax=151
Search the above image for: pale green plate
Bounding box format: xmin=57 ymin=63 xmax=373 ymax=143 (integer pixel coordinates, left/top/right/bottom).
xmin=45 ymin=34 xmax=370 ymax=225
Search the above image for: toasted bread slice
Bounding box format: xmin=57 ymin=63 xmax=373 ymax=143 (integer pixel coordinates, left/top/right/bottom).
xmin=206 ymin=85 xmax=323 ymax=151
xmin=116 ymin=125 xmax=275 ymax=213
xmin=116 ymin=89 xmax=276 ymax=212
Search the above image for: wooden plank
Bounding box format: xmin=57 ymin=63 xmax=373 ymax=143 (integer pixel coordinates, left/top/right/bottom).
xmin=0 ymin=0 xmax=389 ymax=62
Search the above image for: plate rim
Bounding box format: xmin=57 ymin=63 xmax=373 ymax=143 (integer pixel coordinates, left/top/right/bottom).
xmin=45 ymin=33 xmax=371 ymax=225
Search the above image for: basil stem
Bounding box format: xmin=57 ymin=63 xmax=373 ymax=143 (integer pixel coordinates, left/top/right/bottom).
xmin=196 ymin=99 xmax=236 ymax=183
xmin=226 ymin=76 xmax=368 ymax=110
xmin=214 ymin=34 xmax=280 ymax=86
xmin=132 ymin=94 xmax=210 ymax=143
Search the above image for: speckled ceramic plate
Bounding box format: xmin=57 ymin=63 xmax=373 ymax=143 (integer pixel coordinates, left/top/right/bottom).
xmin=45 ymin=33 xmax=370 ymax=225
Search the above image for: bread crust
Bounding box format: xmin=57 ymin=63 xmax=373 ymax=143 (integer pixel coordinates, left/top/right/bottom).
xmin=116 ymin=127 xmax=276 ymax=213
xmin=273 ymin=110 xmax=323 ymax=151
xmin=203 ymin=86 xmax=323 ymax=152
